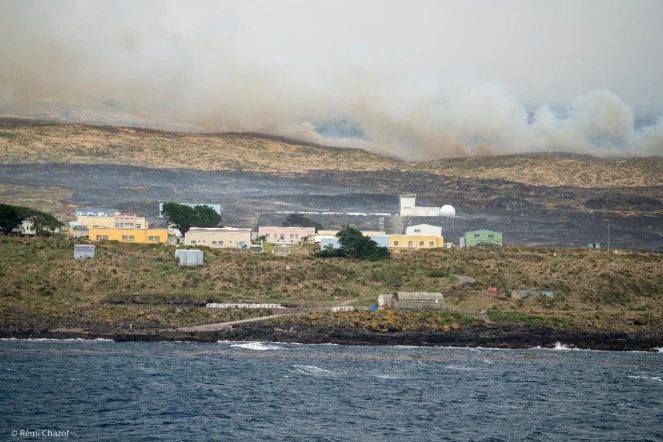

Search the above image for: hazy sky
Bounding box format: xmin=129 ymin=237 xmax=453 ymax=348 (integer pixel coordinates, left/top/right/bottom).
xmin=1 ymin=0 xmax=662 ymax=158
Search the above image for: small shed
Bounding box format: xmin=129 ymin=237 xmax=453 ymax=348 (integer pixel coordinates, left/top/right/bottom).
xmin=378 ymin=292 xmax=446 ymax=310
xmin=175 ymin=249 xmax=204 ymax=266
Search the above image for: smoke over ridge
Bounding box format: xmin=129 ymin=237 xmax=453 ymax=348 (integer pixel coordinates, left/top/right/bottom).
xmin=1 ymin=0 xmax=662 ymax=160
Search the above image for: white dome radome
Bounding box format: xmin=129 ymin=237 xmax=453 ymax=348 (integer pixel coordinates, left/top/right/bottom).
xmin=440 ymin=205 xmax=456 ymax=217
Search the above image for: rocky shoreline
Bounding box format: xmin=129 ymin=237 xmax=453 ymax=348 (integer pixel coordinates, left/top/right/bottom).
xmin=3 ymin=322 xmax=662 ymax=352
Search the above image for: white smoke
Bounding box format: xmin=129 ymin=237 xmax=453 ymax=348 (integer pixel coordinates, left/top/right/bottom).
xmin=0 ymin=0 xmax=661 ymax=159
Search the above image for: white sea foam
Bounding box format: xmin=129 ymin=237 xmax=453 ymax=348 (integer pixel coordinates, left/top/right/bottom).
xmin=628 ymin=375 xmax=662 ymax=382
xmin=445 ymin=365 xmax=475 ymax=371
xmin=293 ymin=365 xmax=333 ymax=375
xmin=230 ymin=342 xmax=283 ymax=351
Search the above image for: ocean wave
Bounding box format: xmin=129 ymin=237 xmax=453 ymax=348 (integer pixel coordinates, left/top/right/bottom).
xmin=230 ymin=342 xmax=284 ymax=351
xmin=293 ymin=365 xmax=333 ymax=375
xmin=628 ymin=375 xmax=662 ymax=382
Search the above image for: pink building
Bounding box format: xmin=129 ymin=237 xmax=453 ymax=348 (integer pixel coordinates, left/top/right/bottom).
xmin=258 ymin=226 xmax=316 ymax=243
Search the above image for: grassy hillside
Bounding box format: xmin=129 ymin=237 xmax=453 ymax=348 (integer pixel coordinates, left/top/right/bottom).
xmin=1 ymin=236 xmax=661 ymax=334
xmin=1 ymin=119 xmax=662 ymax=188
xmin=413 ymin=154 xmax=663 ymax=188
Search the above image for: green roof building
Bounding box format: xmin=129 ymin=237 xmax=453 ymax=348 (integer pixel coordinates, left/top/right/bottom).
xmin=464 ymin=229 xmax=503 ymax=247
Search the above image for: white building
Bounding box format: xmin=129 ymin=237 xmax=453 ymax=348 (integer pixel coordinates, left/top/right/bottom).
xmin=405 ymin=224 xmax=443 ymax=237
xmin=399 ymin=194 xmax=445 ymax=217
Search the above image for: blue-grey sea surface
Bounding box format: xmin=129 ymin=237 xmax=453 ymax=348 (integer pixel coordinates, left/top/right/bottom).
xmin=1 ymin=339 xmax=662 ymax=441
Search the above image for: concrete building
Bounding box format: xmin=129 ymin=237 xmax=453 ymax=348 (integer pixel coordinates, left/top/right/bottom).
xmin=259 ymin=226 xmax=315 ymax=243
xmin=11 ymin=220 xmax=36 ymax=237
xmin=463 ymin=229 xmax=503 ymax=247
xmin=389 ymin=234 xmax=445 ymax=250
xmin=378 ymin=292 xmax=447 ymax=310
xmin=400 ymin=195 xmax=456 ymax=217
xmin=75 ymin=208 xmax=117 ymax=218
xmin=405 ymin=224 xmax=443 ymax=237
xmin=70 ymin=211 xmax=148 ymax=235
xmin=89 ymin=227 xmax=168 ymax=244
xmin=185 ymin=227 xmax=251 ymax=249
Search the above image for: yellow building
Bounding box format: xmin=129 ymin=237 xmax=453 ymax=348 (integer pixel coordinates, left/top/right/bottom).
xmin=89 ymin=228 xmax=168 ymax=244
xmin=388 ymin=234 xmax=445 ymax=250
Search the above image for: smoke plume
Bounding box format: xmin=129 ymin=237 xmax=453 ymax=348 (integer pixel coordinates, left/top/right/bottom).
xmin=1 ymin=0 xmax=662 ymax=159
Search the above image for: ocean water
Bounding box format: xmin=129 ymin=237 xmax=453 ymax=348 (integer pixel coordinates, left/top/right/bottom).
xmin=1 ymin=340 xmax=662 ymax=441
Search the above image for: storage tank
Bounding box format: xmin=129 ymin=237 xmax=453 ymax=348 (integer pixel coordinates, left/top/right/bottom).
xmin=185 ymin=250 xmax=204 ymax=266
xmin=175 ymin=249 xmax=188 ymax=266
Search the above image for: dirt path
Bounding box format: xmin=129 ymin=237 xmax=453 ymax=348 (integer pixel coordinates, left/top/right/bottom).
xmin=174 ymin=313 xmax=288 ymax=332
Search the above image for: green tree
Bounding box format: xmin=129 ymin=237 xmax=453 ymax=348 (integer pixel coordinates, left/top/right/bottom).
xmin=29 ymin=211 xmax=64 ymax=236
xmin=0 ymin=203 xmax=31 ymax=235
xmin=193 ymin=205 xmax=223 ymax=228
xmin=161 ymin=202 xmax=222 ymax=236
xmin=316 ymin=226 xmax=390 ymax=261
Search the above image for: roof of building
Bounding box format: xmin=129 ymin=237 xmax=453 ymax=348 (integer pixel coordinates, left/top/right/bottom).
xmin=466 ymin=229 xmax=502 ymax=234
xmin=187 ymin=227 xmax=251 ymax=233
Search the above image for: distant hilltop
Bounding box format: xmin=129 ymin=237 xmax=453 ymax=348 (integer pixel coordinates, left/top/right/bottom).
xmin=0 ymin=118 xmax=662 ymax=188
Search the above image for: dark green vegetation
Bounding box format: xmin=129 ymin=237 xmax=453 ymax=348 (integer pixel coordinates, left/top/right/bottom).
xmin=160 ymin=202 xmax=222 ymax=235
xmin=0 ymin=202 xmax=64 ymax=235
xmin=315 ymin=226 xmax=390 ymax=261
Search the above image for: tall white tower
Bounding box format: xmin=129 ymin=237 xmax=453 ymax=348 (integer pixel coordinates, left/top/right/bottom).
xmin=399 ymin=194 xmax=416 ymax=216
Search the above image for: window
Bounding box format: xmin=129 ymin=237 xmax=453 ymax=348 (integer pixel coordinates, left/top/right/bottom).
xmin=474 ymin=233 xmax=480 ymax=238
xmin=266 ymin=233 xmax=270 ymax=238
xmin=219 ymin=241 xmax=223 ymax=246
xmin=212 ymin=240 xmax=218 ymax=245
xmin=154 ymin=236 xmax=160 ymax=241
xmin=148 ymin=236 xmax=154 ymax=241
xmin=414 ymin=229 xmax=421 ymax=233
xmin=290 ymin=234 xmax=294 ymax=238
xmin=96 ymin=235 xmax=102 ymax=240
xmin=488 ymin=234 xmax=494 ymax=238
xmin=136 ymin=224 xmax=141 ymax=229
xmin=419 ymin=241 xmax=424 ymax=246
xmin=408 ymin=241 xmax=413 ymax=247
xmin=191 ymin=240 xmax=196 ymax=245
xmin=103 ymin=235 xmax=109 ymax=240
xmin=429 ymin=242 xmax=434 ymax=247
xmin=122 ymin=235 xmax=128 ymax=240
xmin=295 ymin=234 xmax=299 ymax=238
xmin=394 ymin=241 xmax=399 ymax=246
xmin=129 ymin=235 xmax=134 ymax=241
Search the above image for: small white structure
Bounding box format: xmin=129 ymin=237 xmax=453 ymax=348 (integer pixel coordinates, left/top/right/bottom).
xmin=175 ymin=249 xmax=204 ymax=266
xmin=399 ymin=194 xmax=446 ymax=217
xmin=74 ymin=244 xmax=95 ymax=259
xmin=440 ymin=205 xmax=456 ymax=218
xmin=206 ymin=303 xmax=285 ymax=309
xmin=405 ymin=224 xmax=443 ymax=237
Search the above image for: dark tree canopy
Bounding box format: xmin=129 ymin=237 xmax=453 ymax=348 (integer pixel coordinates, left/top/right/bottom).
xmin=29 ymin=211 xmax=64 ymax=235
xmin=282 ymin=213 xmax=324 ymax=232
xmin=0 ymin=203 xmax=28 ymax=235
xmin=316 ymin=226 xmax=390 ymax=261
xmin=0 ymin=203 xmax=64 ymax=236
xmin=161 ymin=202 xmax=222 ymax=235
